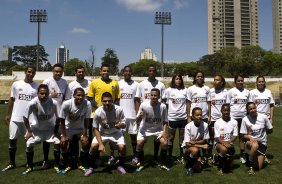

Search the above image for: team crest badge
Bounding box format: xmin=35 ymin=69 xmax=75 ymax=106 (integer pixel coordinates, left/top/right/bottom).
xmin=18 ymin=88 xmax=23 ymax=92
xmin=144 ymin=88 xmax=148 ymax=92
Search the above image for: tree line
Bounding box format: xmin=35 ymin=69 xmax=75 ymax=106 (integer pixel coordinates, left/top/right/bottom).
xmin=1 ymin=45 xmax=282 ymax=77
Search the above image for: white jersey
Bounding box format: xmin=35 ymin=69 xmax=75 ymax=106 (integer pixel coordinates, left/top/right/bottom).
xmin=59 ymin=98 xmax=92 ymax=131
xmin=10 ymin=80 xmax=38 ymax=122
xmin=24 ymin=97 xmax=59 ymax=131
xmin=240 ymin=113 xmax=273 ymax=146
xmin=118 ymin=79 xmax=138 ymax=119
xmin=182 ymin=121 xmax=209 ymax=147
xmin=162 ymin=87 xmax=188 ymax=121
xmin=43 ymin=77 xmax=71 ymax=109
xmin=68 ymin=79 xmax=90 ymax=97
xmin=187 ymin=85 xmax=210 ymax=119
xmin=226 ymin=87 xmax=250 ymax=119
xmin=210 ymin=88 xmax=228 ymax=121
xmin=214 ymin=117 xmax=238 ymax=142
xmin=249 ymin=88 xmax=274 ymax=119
xmin=93 ymin=105 xmax=126 ymax=135
xmin=138 ymin=101 xmax=168 ymax=133
xmin=135 ymin=79 xmax=165 ymax=102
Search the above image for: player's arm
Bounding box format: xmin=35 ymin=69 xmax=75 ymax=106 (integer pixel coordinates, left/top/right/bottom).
xmin=60 ymin=118 xmax=68 ymax=148
xmin=186 ymin=100 xmax=191 ymax=123
xmin=5 ymin=97 xmax=15 ymax=125
xmin=161 ymin=121 xmax=168 ymax=139
xmin=136 ymin=105 xmax=144 ymax=124
xmin=134 ymin=97 xmax=141 ymax=116
xmin=87 ymin=96 xmax=99 ymax=109
xmin=115 ymin=110 xmax=126 ymax=129
xmin=23 ymin=116 xmax=33 ymax=140
xmin=94 ymin=128 xmax=105 ymax=153
xmin=269 ymin=103 xmax=274 ymax=125
xmin=207 ymin=101 xmax=211 ymax=124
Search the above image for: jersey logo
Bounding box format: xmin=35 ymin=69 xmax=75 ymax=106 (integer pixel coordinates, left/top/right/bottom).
xmin=121 ymin=93 xmax=133 ymax=99
xmin=18 ymin=94 xmax=33 ymax=101
xmin=234 ymin=99 xmax=247 ymax=104
xmin=255 ymin=99 xmax=270 ymax=104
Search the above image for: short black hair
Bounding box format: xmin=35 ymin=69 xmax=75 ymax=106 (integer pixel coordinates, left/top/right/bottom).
xmin=100 ymin=63 xmax=110 ymax=70
xmin=75 ymin=65 xmax=85 ymax=72
xmin=52 ymin=63 xmax=64 ymax=69
xmin=37 ymin=84 xmax=49 ymax=93
xmin=101 ymin=92 xmax=112 ymax=100
xmin=147 ymin=64 xmax=156 ymax=70
xmin=151 ymin=88 xmax=160 ymax=97
xmin=193 ymin=71 xmax=205 ymax=84
xmin=221 ymin=103 xmax=230 ymax=111
xmin=234 ymin=73 xmax=244 ymax=83
xmin=24 ymin=66 xmax=36 ymax=72
xmin=192 ymin=107 xmax=202 ymax=116
xmin=73 ymin=87 xmax=85 ymax=96
xmin=246 ymin=102 xmax=256 ymax=115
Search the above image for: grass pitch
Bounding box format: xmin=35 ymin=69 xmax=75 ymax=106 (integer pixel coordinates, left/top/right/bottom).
xmin=0 ymin=105 xmax=282 ymax=184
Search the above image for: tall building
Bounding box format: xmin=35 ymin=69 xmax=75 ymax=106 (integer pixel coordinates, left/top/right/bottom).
xmin=56 ymin=44 xmax=69 ymax=65
xmin=273 ymin=0 xmax=282 ymax=54
xmin=208 ymin=0 xmax=259 ymax=54
xmin=1 ymin=45 xmax=13 ymax=61
xmin=140 ymin=48 xmax=157 ymax=61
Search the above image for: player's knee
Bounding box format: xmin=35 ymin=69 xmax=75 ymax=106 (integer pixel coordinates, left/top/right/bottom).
xmin=26 ymin=146 xmax=34 ymax=153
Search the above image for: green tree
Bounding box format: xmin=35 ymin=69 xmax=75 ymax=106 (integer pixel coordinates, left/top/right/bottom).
xmin=129 ymin=59 xmax=160 ymax=76
xmin=13 ymin=45 xmax=49 ymax=70
xmin=64 ymin=58 xmax=86 ymax=76
xmin=0 ymin=60 xmax=18 ymax=75
xmin=197 ymin=53 xmax=225 ymax=76
xmin=4 ymin=65 xmax=25 ymax=75
xmin=101 ymin=48 xmax=119 ymax=75
xmin=42 ymin=62 xmax=52 ymax=71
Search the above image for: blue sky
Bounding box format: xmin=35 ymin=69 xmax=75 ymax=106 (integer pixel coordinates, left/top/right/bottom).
xmin=0 ymin=0 xmax=273 ymax=68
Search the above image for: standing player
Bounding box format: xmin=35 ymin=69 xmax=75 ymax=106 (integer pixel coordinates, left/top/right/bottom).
xmin=118 ymin=66 xmax=139 ymax=161
xmin=22 ymin=84 xmax=61 ymax=174
xmin=226 ymin=74 xmax=250 ymax=164
xmin=135 ymin=65 xmax=166 ymax=164
xmin=87 ymin=63 xmax=119 ymax=164
xmin=135 ymin=88 xmax=169 ymax=172
xmin=214 ymin=104 xmax=238 ymax=175
xmin=249 ymin=75 xmax=274 ymax=163
xmin=60 ymin=88 xmax=92 ymax=174
xmin=182 ymin=107 xmax=209 ymax=176
xmin=84 ymin=92 xmax=127 ymax=176
xmin=42 ymin=63 xmax=71 ymax=168
xmin=240 ymin=102 xmax=273 ymax=175
xmin=162 ymin=74 xmax=188 ymax=164
xmin=208 ymin=75 xmax=228 ymax=160
xmin=3 ymin=66 xmax=38 ymax=172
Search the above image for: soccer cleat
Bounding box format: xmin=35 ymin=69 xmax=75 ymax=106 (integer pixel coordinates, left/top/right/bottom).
xmin=177 ymin=157 xmax=185 ymax=165
xmin=61 ymin=166 xmax=71 ymax=174
xmin=186 ymin=168 xmax=193 ymax=176
xmin=41 ymin=161 xmax=50 ymax=170
xmin=107 ymin=156 xmax=115 ymax=166
xmin=132 ymin=157 xmax=139 ymax=166
xmin=2 ymin=163 xmax=16 ymax=172
xmin=117 ymin=166 xmax=127 ymax=175
xmin=240 ymin=155 xmax=247 ymax=164
xmin=54 ymin=166 xmax=61 ymax=174
xmin=135 ymin=165 xmax=144 ymax=172
xmin=264 ymin=156 xmax=271 ymax=164
xmin=160 ymin=165 xmax=170 ymax=171
xmin=152 ymin=160 xmax=160 ymax=167
xmin=213 ymin=154 xmax=219 ymax=165
xmin=217 ymin=169 xmax=223 ymax=176
xmin=78 ymin=165 xmax=87 ymax=173
xmin=248 ymin=167 xmax=255 ymax=175
xmin=22 ymin=167 xmax=33 ymax=175
xmin=84 ymin=167 xmax=94 ymax=177
xmin=208 ymin=157 xmax=214 ymax=166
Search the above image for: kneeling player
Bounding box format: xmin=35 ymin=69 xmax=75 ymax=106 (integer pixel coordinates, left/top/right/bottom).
xmin=135 ymin=88 xmax=169 ymax=172
xmin=23 ymin=84 xmax=61 ymax=174
xmin=84 ymin=92 xmax=127 ymax=176
xmin=60 ymin=88 xmax=92 ymax=174
xmin=182 ymin=107 xmax=209 ymax=176
xmin=214 ymin=104 xmax=238 ymax=175
xmin=240 ymin=102 xmax=273 ymax=175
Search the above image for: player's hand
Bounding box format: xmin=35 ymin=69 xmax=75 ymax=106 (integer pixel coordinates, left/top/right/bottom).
xmin=24 ymin=131 xmax=33 ymax=140
xmin=60 ymin=135 xmax=68 ymax=148
xmin=115 ymin=122 xmax=121 ymax=129
xmin=222 ymin=141 xmax=231 ymax=148
xmin=249 ymin=137 xmax=257 ymax=144
xmin=202 ymin=144 xmax=209 ymax=149
xmin=50 ymin=88 xmax=57 ymax=98
xmin=189 ymin=141 xmax=196 ymax=145
xmin=98 ymin=144 xmax=106 ymax=153
xmin=4 ymin=115 xmax=10 ymax=125
xmin=80 ymin=135 xmax=89 ymax=145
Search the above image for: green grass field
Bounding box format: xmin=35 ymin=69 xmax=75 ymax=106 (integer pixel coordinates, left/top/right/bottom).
xmin=0 ymin=104 xmax=281 ymax=184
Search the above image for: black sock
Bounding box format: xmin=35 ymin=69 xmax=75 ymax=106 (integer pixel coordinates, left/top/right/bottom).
xmin=130 ymin=134 xmax=137 ymax=157
xmin=240 ymin=149 xmax=245 ymax=156
xmin=160 ymin=149 xmax=167 ymax=165
xmin=187 ymin=155 xmax=195 ymax=169
xmin=136 ymin=150 xmax=144 ymax=164
xmin=167 ymin=145 xmax=173 ymax=159
xmin=154 ymin=140 xmax=160 ymax=161
xmin=80 ymin=151 xmax=89 ymax=167
xmin=89 ymin=150 xmax=99 ymax=168
xmin=43 ymin=142 xmax=50 ymax=162
xmin=26 ymin=151 xmax=34 ymax=168
xmin=118 ymin=156 xmax=125 ymax=166
xmin=54 ymin=150 xmax=61 ymax=166
xmin=9 ymin=147 xmax=16 ymax=165
xmin=218 ymin=154 xmax=226 ymax=170
xmin=62 ymin=151 xmax=70 ymax=167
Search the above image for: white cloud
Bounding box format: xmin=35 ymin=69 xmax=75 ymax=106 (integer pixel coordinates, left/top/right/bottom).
xmin=116 ymin=0 xmax=166 ymax=12
xmin=174 ymin=0 xmax=187 ymax=9
xmin=71 ymin=27 xmax=90 ymax=33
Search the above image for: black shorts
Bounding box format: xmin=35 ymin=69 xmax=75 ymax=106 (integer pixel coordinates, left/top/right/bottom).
xmin=168 ymin=120 xmax=187 ymax=129
xmin=209 ymin=121 xmax=215 ymax=128
xmin=257 ymin=142 xmax=267 ymax=155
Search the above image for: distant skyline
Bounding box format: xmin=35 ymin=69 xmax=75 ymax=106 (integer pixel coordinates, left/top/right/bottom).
xmin=0 ymin=0 xmax=273 ymax=68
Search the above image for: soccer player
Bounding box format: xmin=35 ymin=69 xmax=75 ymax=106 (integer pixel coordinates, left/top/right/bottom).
xmin=240 ymin=102 xmax=273 ymax=175
xmin=59 ymin=88 xmax=92 ymax=174
xmin=84 ymin=92 xmax=127 ymax=176
xmin=135 ymin=88 xmax=169 ymax=172
xmin=162 ymin=74 xmax=188 ymax=164
xmin=226 ymin=74 xmax=250 ymax=164
xmin=250 ymin=75 xmax=274 ymax=163
xmin=118 ymin=66 xmax=139 ymax=161
xmin=182 ymin=107 xmax=209 ymax=176
xmin=3 ymin=66 xmax=38 ymax=172
xmin=87 ymin=63 xmax=119 ymax=164
xmin=214 ymin=104 xmax=238 ymax=175
xmin=42 ymin=63 xmax=71 ymax=168
xmin=22 ymin=84 xmax=61 ymax=174
xmin=208 ymin=75 xmax=228 ymax=159
xmin=135 ymin=65 xmax=166 ymax=165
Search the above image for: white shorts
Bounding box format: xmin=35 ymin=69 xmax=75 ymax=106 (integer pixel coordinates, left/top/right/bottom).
xmin=92 ymin=131 xmax=125 ymax=146
xmin=26 ymin=129 xmax=60 ymax=148
xmin=122 ymin=119 xmax=138 ymax=135
xmin=137 ymin=130 xmax=163 ymax=141
xmin=9 ymin=121 xmax=26 ymax=140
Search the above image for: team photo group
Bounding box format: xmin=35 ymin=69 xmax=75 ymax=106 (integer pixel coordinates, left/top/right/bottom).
xmin=2 ymin=63 xmax=274 ymax=177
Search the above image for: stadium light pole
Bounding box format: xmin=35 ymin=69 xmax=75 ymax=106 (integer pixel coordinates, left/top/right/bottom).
xmin=30 ymin=9 xmax=48 ymax=71
xmin=155 ymin=12 xmax=171 ymax=78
